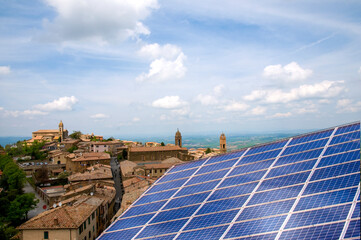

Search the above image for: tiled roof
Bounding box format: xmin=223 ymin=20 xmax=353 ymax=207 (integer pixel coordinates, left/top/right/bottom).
xmin=72 ymin=152 xmax=110 ymax=162
xmin=32 ymin=130 xmax=59 ymax=133
xmin=68 ymin=165 xmax=112 ymax=181
xmin=18 ymin=203 xmax=96 ymax=230
xmin=129 ymin=146 xmax=187 ymax=152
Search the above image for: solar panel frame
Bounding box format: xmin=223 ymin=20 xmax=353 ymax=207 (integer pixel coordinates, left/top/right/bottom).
xmin=97 ymin=122 xmax=360 ymax=240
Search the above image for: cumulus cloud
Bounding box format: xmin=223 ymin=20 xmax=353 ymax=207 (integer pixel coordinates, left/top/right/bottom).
xmin=224 ymin=101 xmax=249 ymax=112
xmin=195 ymin=84 xmax=224 ymax=106
xmin=90 ymin=113 xmax=109 ymax=119
xmin=34 ymin=96 xmax=78 ymax=111
xmin=337 ymin=99 xmax=361 ymax=113
xmin=42 ymin=0 xmax=158 ymax=44
xmin=0 ymin=66 xmax=10 ymax=75
xmin=152 ymin=96 xmax=187 ymax=109
xmin=249 ymin=106 xmax=266 ymax=115
xmin=136 ymin=43 xmax=187 ymax=82
xmin=244 ymin=80 xmax=344 ymax=103
xmin=263 ymin=62 xmax=312 ymax=82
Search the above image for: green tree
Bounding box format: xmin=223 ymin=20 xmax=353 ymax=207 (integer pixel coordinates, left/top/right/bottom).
xmin=67 ymin=145 xmax=78 ymax=153
xmin=7 ymin=193 xmax=38 ymax=224
xmin=2 ymin=162 xmax=26 ymax=192
xmin=161 ymin=142 xmax=165 ymax=146
xmin=205 ymin=148 xmax=212 ymax=154
xmin=69 ymin=131 xmax=82 ymax=139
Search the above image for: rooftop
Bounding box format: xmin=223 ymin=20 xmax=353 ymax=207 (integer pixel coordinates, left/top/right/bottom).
xmin=129 ymin=146 xmax=187 ymax=152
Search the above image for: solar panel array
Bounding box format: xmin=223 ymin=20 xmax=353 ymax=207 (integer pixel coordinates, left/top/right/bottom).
xmin=98 ymin=122 xmax=361 ymax=240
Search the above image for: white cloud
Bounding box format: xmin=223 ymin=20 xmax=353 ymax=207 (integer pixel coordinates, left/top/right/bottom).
xmin=138 ymin=43 xmax=181 ymax=60
xmin=224 ymin=101 xmax=249 ymax=111
xmin=263 ymin=62 xmax=312 ymax=82
xmin=268 ymin=112 xmax=292 ymax=119
xmin=195 ymin=84 xmax=224 ymax=106
xmin=4 ymin=110 xmax=48 ymax=118
xmin=132 ymin=117 xmax=140 ymax=122
xmin=249 ymin=106 xmax=266 ymax=115
xmin=244 ymin=80 xmax=344 ymax=103
xmin=34 ymin=96 xmax=78 ymax=111
xmin=171 ymin=107 xmax=190 ymax=116
xmin=0 ymin=107 xmax=3 ymax=111
xmin=152 ymin=96 xmax=187 ymax=109
xmin=0 ymin=66 xmax=10 ymax=75
xmin=42 ymin=0 xmax=158 ymax=44
xmin=337 ymin=99 xmax=361 ymax=113
xmin=136 ymin=43 xmax=187 ymax=82
xmin=90 ymin=113 xmax=109 ymax=119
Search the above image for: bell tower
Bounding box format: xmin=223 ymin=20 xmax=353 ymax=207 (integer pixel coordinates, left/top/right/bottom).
xmin=220 ymin=133 xmax=226 ymax=153
xmin=59 ymin=120 xmax=64 ymax=142
xmin=175 ymin=129 xmax=182 ymax=148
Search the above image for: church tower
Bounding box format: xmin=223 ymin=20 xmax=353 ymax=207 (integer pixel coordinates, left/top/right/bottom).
xmin=59 ymin=120 xmax=64 ymax=142
xmin=175 ymin=129 xmax=182 ymax=148
xmin=220 ymin=133 xmax=226 ymax=153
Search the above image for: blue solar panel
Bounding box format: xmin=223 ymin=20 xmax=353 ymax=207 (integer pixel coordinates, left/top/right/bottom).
xmin=164 ymin=192 xmax=210 ymax=210
xmin=237 ymin=199 xmax=294 ymax=221
xmin=286 ymin=204 xmax=351 ymax=229
xmin=198 ymin=195 xmax=248 ymax=215
xmin=185 ymin=210 xmax=238 ymax=230
xmin=345 ymin=219 xmax=360 ymax=238
xmin=279 ymin=222 xmax=345 ymax=240
xmin=98 ymin=122 xmax=360 ymax=240
xmin=225 ymin=215 xmax=287 ymax=238
xmin=295 ymin=187 xmax=358 ymax=211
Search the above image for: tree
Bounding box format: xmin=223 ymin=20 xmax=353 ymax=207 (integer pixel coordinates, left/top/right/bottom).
xmin=7 ymin=193 xmax=38 ymax=224
xmin=2 ymin=162 xmax=26 ymax=192
xmin=161 ymin=142 xmax=165 ymax=146
xmin=34 ymin=166 xmax=49 ymax=183
xmin=69 ymin=131 xmax=82 ymax=139
xmin=67 ymin=145 xmax=78 ymax=153
xmin=205 ymin=148 xmax=212 ymax=154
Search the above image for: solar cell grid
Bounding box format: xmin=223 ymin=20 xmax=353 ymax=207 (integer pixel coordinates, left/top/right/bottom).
xmin=285 ymin=203 xmax=351 ymax=229
xmin=330 ymin=130 xmax=360 ymax=145
xmin=267 ymin=159 xmax=316 ymax=178
xmin=304 ymin=173 xmax=360 ymax=195
xmin=345 ymin=219 xmax=360 ymax=238
xmin=98 ymin=122 xmax=360 ymax=240
xmin=318 ymin=150 xmax=360 ymax=168
xmin=323 ymin=140 xmax=360 ymax=156
xmin=258 ymin=171 xmax=310 ymax=191
xmin=156 ymin=168 xmax=197 ymax=184
xmin=279 ymin=222 xmax=345 ymax=240
xmin=163 ymin=192 xmax=210 ymax=210
xmin=186 ymin=169 xmax=228 ymax=186
xmin=225 ymin=215 xmax=286 ymax=238
xmin=282 ymin=138 xmax=328 ymax=156
xmin=335 ymin=122 xmax=360 ymax=135
xmin=196 ymin=159 xmax=238 ymax=175
xmin=311 ymin=160 xmax=360 ymax=181
xmin=197 ymin=195 xmax=249 ymax=215
xmin=288 ymin=129 xmax=333 ymax=146
xmin=237 ymin=199 xmax=294 ymax=221
xmin=220 ymin=170 xmax=267 ymax=188
xmin=295 ymin=187 xmax=358 ymax=211
xmin=275 ymin=148 xmax=323 ymax=166
xmin=209 ymin=182 xmax=257 ymax=201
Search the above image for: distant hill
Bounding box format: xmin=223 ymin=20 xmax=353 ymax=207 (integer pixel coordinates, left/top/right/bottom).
xmin=0 ymin=137 xmax=30 ymax=147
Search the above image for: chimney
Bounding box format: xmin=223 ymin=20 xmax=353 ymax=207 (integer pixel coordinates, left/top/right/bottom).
xmin=54 ymin=217 xmax=59 ymax=225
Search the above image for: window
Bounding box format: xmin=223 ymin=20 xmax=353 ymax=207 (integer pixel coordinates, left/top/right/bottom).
xmin=84 ymin=221 xmax=86 ymax=229
xmin=89 ymin=231 xmax=91 ymax=239
xmin=79 ymin=225 xmax=83 ymax=234
xmin=44 ymin=231 xmax=49 ymax=239
xmin=92 ymin=212 xmax=95 ymax=220
xmin=93 ymin=226 xmax=95 ymax=232
xmin=154 ymin=169 xmax=157 ymax=173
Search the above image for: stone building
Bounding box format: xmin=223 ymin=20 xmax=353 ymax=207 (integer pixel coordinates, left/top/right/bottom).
xmin=128 ymin=146 xmax=193 ymax=163
xmin=31 ymin=120 xmax=68 ymax=142
xmin=220 ymin=132 xmax=227 ymax=153
xmin=66 ymin=152 xmax=111 ymax=173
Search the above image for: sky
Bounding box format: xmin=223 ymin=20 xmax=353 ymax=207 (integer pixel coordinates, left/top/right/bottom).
xmin=0 ymin=0 xmax=361 ymax=137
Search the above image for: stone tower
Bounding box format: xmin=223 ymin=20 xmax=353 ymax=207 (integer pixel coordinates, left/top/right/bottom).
xmin=175 ymin=129 xmax=182 ymax=148
xmin=220 ymin=132 xmax=226 ymax=153
xmin=59 ymin=120 xmax=64 ymax=142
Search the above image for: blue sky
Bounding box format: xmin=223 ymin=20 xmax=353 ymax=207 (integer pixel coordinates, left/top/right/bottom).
xmin=0 ymin=0 xmax=360 ymax=137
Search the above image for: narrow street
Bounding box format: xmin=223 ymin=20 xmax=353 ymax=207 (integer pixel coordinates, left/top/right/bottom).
xmin=23 ymin=179 xmax=47 ymax=219
xmin=110 ymin=157 xmax=124 ymax=213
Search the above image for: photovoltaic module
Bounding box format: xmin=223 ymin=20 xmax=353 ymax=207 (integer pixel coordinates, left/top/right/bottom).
xmin=98 ymin=122 xmax=360 ymax=240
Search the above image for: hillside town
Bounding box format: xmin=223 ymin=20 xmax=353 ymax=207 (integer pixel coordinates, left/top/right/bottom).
xmin=0 ymin=121 xmax=228 ymax=240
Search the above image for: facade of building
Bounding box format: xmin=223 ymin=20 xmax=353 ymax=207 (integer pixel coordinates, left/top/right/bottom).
xmin=128 ymin=146 xmax=194 ymax=163
xmin=90 ymin=141 xmax=123 ymax=154
xmin=66 ymin=153 xmax=111 ymax=173
xmin=31 ymin=121 xmax=69 ymax=142
xmin=220 ymin=133 xmax=227 ymax=153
